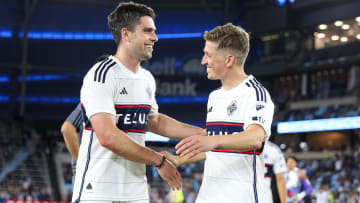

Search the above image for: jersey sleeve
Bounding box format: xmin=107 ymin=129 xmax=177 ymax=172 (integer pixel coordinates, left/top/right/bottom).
xmin=80 ymin=66 xmax=116 ymax=119
xmin=147 ymin=72 xmax=159 ymax=116
xmin=65 ymin=103 xmax=83 ymax=131
xmin=273 ymin=148 xmax=287 ymax=174
xmin=243 ymin=90 xmax=274 ymax=139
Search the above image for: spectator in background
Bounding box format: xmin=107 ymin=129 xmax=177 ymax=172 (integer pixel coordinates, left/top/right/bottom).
xmin=37 ymin=187 xmax=51 ymax=201
xmin=286 ymin=156 xmax=313 ymax=203
xmin=0 ymin=189 xmax=9 ymax=200
xmin=315 ymin=184 xmax=331 ymax=203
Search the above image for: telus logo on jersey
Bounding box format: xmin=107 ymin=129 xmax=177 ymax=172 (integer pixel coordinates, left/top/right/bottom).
xmin=206 ymin=122 xmax=244 ymax=136
xmin=207 ymin=122 xmax=264 ymax=155
xmin=115 ymin=105 xmax=151 ymax=133
xmin=118 ymin=113 xmax=147 ymax=124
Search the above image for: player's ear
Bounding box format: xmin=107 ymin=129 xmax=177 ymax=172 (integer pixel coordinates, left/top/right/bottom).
xmin=121 ymin=27 xmax=131 ymax=42
xmin=225 ymin=54 xmax=235 ymax=67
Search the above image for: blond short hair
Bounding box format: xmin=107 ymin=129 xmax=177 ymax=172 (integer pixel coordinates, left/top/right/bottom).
xmin=203 ymin=23 xmax=250 ymax=65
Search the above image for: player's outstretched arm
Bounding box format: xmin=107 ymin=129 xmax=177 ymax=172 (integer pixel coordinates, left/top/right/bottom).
xmin=160 ymin=151 xmax=206 ymax=167
xmin=90 ymin=112 xmax=182 ymax=190
xmin=176 ymin=124 xmax=265 ymax=158
xmin=147 ymin=113 xmax=206 ymax=139
xmin=61 ymin=121 xmax=80 ymax=161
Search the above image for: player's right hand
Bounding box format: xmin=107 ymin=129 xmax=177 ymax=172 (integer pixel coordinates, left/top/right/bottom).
xmin=159 ymin=151 xmax=181 ymax=167
xmin=156 ymin=158 xmax=182 ymax=190
xmin=175 ymin=135 xmax=217 ymax=158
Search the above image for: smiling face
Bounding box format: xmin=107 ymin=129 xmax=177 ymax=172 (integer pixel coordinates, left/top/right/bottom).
xmin=201 ymin=41 xmax=228 ymax=80
xmin=128 ymin=16 xmax=158 ymax=61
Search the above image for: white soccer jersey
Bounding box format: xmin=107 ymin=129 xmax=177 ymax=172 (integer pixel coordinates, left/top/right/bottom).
xmin=263 ymin=141 xmax=287 ymax=203
xmin=196 ymin=75 xmax=274 ymax=203
xmin=72 ymin=55 xmax=158 ymax=202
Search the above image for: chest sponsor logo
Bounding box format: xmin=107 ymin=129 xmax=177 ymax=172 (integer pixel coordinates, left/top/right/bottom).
xmin=118 ymin=113 xmax=147 ymax=125
xmin=115 ymin=105 xmax=151 ymax=133
xmin=206 ymin=122 xmax=244 ymax=136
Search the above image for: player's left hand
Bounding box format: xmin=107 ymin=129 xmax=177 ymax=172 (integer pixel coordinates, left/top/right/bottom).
xmin=175 ymin=135 xmax=217 ymax=159
xmin=156 ymin=158 xmax=182 ymax=191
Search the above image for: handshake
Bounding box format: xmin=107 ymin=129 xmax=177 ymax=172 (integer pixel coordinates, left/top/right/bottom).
xmin=154 ymin=150 xmax=200 ymax=191
xmin=159 ymin=150 xmax=187 ymax=167
xmin=154 ymin=131 xmax=211 ymax=191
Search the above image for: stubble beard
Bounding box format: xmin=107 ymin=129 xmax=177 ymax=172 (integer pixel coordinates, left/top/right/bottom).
xmin=139 ymin=52 xmax=152 ymax=61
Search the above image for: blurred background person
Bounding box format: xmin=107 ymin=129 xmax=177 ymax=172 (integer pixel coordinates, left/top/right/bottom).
xmin=315 ymin=184 xmax=331 ymax=203
xmin=286 ymin=156 xmax=313 ymax=203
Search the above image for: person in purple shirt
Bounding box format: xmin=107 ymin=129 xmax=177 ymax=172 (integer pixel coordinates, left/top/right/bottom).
xmin=285 ymin=156 xmax=313 ymax=203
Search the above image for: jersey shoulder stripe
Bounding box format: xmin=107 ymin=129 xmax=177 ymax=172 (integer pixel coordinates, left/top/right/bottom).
xmin=253 ymin=78 xmax=267 ymax=102
xmin=93 ymin=58 xmax=110 ymax=82
xmin=101 ymin=61 xmax=116 ymax=83
xmin=93 ymin=58 xmax=116 ymax=83
xmin=249 ymin=80 xmax=263 ymax=102
xmin=246 ymin=81 xmax=259 ymax=101
xmin=246 ymin=79 xmax=267 ymax=103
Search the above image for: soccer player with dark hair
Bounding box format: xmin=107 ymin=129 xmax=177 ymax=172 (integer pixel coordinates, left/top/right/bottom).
xmin=71 ymin=2 xmax=205 ymax=203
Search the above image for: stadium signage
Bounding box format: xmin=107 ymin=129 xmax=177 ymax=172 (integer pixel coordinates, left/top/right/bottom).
xmin=277 ymin=116 xmax=360 ymax=134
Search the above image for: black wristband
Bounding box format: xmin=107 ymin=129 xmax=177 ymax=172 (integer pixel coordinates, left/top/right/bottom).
xmin=155 ymin=155 xmax=166 ymax=168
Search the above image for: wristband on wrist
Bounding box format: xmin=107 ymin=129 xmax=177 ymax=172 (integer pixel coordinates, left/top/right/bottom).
xmin=155 ymin=155 xmax=166 ymax=168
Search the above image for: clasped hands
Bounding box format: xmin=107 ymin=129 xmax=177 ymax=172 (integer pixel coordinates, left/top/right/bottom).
xmin=157 ymin=130 xmax=217 ymax=191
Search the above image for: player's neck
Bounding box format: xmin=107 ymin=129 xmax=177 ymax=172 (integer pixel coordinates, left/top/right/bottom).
xmin=114 ymin=50 xmax=140 ymax=73
xmin=221 ymin=66 xmax=248 ymax=91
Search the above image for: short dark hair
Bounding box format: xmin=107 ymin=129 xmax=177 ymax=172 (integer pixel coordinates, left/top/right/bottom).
xmin=203 ymin=23 xmax=250 ymax=66
xmin=108 ymin=1 xmax=155 ymax=45
xmin=287 ymin=156 xmax=299 ymax=164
